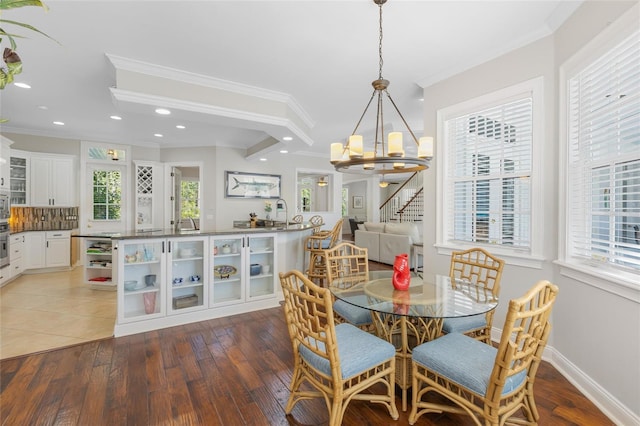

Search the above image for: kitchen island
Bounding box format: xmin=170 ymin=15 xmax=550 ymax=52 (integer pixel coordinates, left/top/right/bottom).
xmin=76 ymin=224 xmax=315 ymax=336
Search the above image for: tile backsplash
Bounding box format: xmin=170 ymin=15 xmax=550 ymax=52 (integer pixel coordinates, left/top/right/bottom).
xmin=10 ymin=207 xmax=79 ymax=232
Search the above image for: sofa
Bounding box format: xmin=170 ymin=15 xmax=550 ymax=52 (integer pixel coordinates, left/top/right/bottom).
xmin=354 ymin=221 xmax=422 ymax=266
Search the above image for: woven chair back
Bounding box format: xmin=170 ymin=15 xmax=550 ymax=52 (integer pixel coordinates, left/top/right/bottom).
xmin=324 ymin=242 xmax=369 ymax=290
xmin=449 ymin=247 xmax=505 ymax=297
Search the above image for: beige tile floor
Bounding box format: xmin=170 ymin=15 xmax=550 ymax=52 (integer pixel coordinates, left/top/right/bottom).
xmin=0 ymin=267 xmax=116 ymax=359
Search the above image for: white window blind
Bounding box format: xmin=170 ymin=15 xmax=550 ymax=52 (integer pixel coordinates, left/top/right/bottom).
xmin=445 ymin=97 xmax=533 ymax=248
xmin=567 ymin=29 xmax=640 ymax=272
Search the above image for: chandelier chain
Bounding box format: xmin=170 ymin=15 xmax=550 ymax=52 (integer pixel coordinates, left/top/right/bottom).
xmin=378 ymin=1 xmax=384 ymax=80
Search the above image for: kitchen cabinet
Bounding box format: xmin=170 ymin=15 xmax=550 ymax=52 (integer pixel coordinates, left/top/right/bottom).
xmin=210 ymin=233 xmax=276 ymax=307
xmin=9 ymin=150 xmax=29 ymax=206
xmin=0 ymin=136 xmax=11 ymax=191
xmin=30 ymin=154 xmax=76 ymax=207
xmin=134 ymin=161 xmax=164 ymax=231
xmin=24 ymin=231 xmax=71 ymax=270
xmin=115 ymin=238 xmax=166 ymax=323
xmin=9 ymin=233 xmax=25 ymax=278
xmin=167 ymin=236 xmax=208 ymax=314
xmin=84 ymin=237 xmax=113 ymax=289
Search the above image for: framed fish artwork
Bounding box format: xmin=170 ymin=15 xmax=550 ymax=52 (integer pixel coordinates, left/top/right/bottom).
xmin=225 ymin=171 xmax=281 ymax=199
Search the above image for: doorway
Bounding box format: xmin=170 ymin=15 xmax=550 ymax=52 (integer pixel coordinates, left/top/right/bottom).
xmin=166 ymin=164 xmax=202 ymax=231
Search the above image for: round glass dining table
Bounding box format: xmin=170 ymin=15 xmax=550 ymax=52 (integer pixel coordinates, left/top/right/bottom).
xmin=330 ymin=270 xmax=498 ymax=411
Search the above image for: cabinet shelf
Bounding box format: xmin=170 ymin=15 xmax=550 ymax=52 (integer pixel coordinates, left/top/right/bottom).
xmin=124 ymin=259 xmax=160 ymax=266
xmin=171 ymin=281 xmax=202 ymax=289
xmin=124 ymin=285 xmax=159 ymax=295
xmin=213 ymin=277 xmax=241 ymax=284
xmin=172 ymin=256 xmax=204 ymax=262
xmin=87 ymin=265 xmax=112 ymax=270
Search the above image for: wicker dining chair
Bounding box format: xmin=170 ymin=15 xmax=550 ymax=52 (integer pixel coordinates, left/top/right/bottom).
xmin=409 ymin=280 xmax=559 ymax=426
xmin=279 ymin=270 xmax=399 ymax=425
xmin=324 ymin=242 xmax=373 ymax=330
xmin=309 ymin=214 xmax=324 ymax=232
xmin=441 ymin=247 xmax=505 ymax=343
xmin=304 ymin=218 xmax=344 ymax=286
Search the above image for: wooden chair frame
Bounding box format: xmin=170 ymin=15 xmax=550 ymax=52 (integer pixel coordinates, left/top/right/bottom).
xmin=304 ymin=218 xmax=344 ymax=286
xmin=409 ymin=280 xmax=559 ymax=426
xmin=324 ymin=242 xmax=373 ymax=329
xmin=279 ymin=270 xmax=399 ymax=425
xmin=448 ymin=247 xmax=505 ymax=342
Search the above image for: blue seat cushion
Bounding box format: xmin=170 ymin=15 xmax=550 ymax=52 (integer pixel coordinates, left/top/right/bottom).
xmin=334 ymin=297 xmax=373 ymax=326
xmin=412 ymin=333 xmax=526 ymax=396
xmin=299 ymin=323 xmax=395 ymax=380
xmin=442 ymin=315 xmax=487 ymax=334
xmin=307 ymin=237 xmax=332 ymax=249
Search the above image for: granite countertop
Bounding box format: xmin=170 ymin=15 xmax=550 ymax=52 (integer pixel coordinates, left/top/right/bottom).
xmin=74 ymin=223 xmax=316 ymax=240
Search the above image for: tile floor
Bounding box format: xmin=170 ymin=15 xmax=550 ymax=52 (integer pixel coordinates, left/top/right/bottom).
xmin=0 ymin=267 xmax=116 ymax=359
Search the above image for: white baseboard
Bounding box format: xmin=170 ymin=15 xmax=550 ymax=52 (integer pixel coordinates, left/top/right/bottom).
xmin=491 ymin=328 xmax=638 ymax=425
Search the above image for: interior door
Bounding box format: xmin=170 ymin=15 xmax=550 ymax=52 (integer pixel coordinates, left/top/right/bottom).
xmin=171 ymin=167 xmax=182 ymax=231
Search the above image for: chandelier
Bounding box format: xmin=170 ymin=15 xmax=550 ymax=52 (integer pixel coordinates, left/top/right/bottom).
xmin=330 ymin=0 xmax=433 ymax=174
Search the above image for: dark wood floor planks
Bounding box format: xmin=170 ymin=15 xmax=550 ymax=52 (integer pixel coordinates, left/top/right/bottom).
xmin=0 ymin=267 xmax=615 ymax=425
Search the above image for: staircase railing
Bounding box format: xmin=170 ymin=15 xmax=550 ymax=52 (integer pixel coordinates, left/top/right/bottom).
xmin=379 ymin=172 xmax=423 ymax=223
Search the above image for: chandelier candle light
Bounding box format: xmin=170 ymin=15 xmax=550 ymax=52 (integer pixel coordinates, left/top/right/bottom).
xmin=330 ymin=0 xmax=434 ymax=174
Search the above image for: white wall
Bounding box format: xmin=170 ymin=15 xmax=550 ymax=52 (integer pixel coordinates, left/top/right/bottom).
xmin=421 ymin=2 xmax=639 ymax=424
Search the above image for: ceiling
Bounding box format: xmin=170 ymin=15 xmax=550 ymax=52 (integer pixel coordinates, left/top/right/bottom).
xmin=1 ymin=0 xmax=582 ymax=162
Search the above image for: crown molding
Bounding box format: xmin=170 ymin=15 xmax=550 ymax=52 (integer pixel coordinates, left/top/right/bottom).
xmin=106 ymin=54 xmax=315 ymax=129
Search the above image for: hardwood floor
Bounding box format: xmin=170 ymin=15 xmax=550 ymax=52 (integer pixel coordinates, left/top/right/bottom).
xmin=1 ymin=304 xmax=613 ymax=425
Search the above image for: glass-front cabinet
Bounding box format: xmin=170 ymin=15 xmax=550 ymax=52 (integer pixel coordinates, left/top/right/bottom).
xmin=246 ymin=234 xmax=276 ymax=300
xmin=9 ymin=151 xmax=28 ymax=206
xmin=116 ymin=238 xmax=165 ymax=323
xmin=167 ymin=236 xmax=208 ymax=314
xmin=210 ymin=235 xmax=245 ymax=305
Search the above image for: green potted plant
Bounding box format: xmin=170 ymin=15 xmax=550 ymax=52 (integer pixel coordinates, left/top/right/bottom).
xmin=0 ymin=0 xmax=55 ymax=90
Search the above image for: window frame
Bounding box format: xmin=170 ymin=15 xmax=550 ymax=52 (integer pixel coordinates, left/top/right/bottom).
xmin=91 ymin=167 xmax=123 ymax=221
xmin=435 ymin=77 xmax=545 ymax=269
xmin=557 ymin=5 xmax=640 ymax=299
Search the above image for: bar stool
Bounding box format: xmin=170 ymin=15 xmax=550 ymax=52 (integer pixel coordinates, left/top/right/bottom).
xmin=304 ymin=218 xmax=344 ymax=286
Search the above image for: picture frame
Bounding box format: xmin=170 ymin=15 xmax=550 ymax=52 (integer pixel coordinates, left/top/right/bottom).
xmin=352 ymin=195 xmax=364 ymax=209
xmin=225 ymin=171 xmax=281 ymax=199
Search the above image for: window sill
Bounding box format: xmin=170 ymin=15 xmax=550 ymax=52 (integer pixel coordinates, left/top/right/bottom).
xmin=435 ymin=244 xmax=545 ymax=269
xmin=554 ymin=259 xmax=640 ymax=303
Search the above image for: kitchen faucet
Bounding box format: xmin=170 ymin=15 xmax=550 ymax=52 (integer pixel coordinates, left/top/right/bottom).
xmin=276 ymin=198 xmax=288 ymax=226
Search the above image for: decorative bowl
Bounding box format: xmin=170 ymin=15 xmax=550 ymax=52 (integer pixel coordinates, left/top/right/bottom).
xmin=213 ymin=265 xmax=237 ymax=279
xmin=179 ymin=247 xmax=196 ymax=258
xmin=124 ymin=280 xmax=138 ymax=291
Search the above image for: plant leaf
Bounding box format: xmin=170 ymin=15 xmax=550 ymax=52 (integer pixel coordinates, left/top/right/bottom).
xmin=0 ymin=18 xmax=57 ymax=43
xmin=0 ymin=1 xmax=48 ymax=12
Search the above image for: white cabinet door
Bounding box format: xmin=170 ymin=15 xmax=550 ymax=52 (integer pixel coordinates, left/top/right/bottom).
xmin=116 ymin=238 xmax=166 ymax=323
xmin=29 ymin=156 xmax=51 ymax=206
xmin=24 ymin=232 xmax=46 ymax=269
xmin=30 ymin=155 xmax=76 ymax=206
xmin=166 ymin=236 xmax=208 ymax=314
xmin=46 ymin=231 xmax=70 ymax=268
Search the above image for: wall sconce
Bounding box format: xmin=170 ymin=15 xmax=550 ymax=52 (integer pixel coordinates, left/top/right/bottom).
xmin=107 ymin=149 xmax=119 ymax=161
xmin=317 ymin=177 xmax=328 ymax=187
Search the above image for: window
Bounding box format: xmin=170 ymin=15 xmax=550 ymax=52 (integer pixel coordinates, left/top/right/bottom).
xmin=437 ymin=78 xmax=542 ymax=264
xmin=565 ymin=28 xmax=640 ymax=274
xmin=92 ymin=169 xmax=122 ymax=220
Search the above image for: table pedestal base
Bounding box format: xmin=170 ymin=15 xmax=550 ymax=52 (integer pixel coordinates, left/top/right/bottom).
xmin=372 ymin=312 xmax=443 ymax=411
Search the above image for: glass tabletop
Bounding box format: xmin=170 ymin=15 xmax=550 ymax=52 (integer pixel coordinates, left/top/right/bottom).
xmin=330 ymin=270 xmax=498 ymax=318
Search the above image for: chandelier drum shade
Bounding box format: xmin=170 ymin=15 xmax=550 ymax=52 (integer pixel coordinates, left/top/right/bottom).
xmin=330 ymin=0 xmax=434 ymax=174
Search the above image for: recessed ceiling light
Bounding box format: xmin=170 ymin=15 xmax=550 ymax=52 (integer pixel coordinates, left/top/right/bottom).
xmin=176 ymin=125 xmax=186 ymax=129
xmin=53 ymin=121 xmax=64 ymax=126
xmin=419 ymin=98 xmax=424 ymax=102
xmin=279 ymin=150 xmax=288 ymax=154
xmin=37 ymin=105 xmax=48 ymax=110
xmin=155 ymin=108 xmax=171 ymax=115
xmin=259 ymin=158 xmax=267 ymax=161
xmin=110 ymin=115 xmax=122 ymax=120
xmin=283 ymin=136 xmax=293 ymax=141
xmin=14 ymin=82 xmax=31 ymax=89
xmin=154 ymin=133 xmax=163 ymax=138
